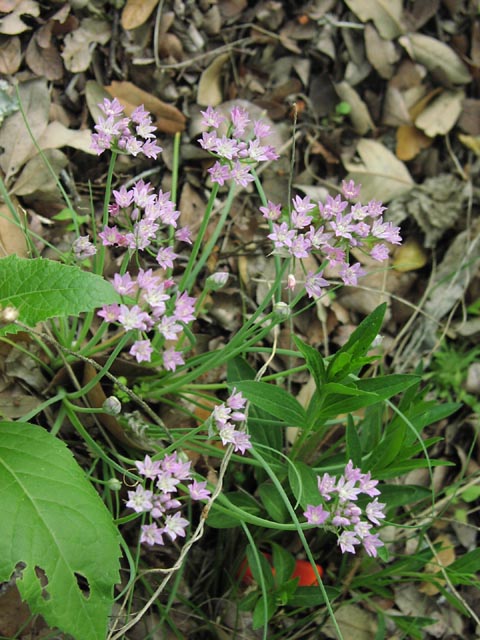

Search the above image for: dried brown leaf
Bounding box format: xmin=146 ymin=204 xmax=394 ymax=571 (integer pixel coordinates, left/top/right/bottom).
xmin=364 ymin=23 xmax=399 ymax=79
xmin=399 ymin=33 xmax=471 ymax=85
xmin=25 ymin=33 xmax=64 ymax=80
xmin=334 ymin=81 xmax=374 ymax=135
xmin=343 ymin=138 xmax=414 ymax=202
xmin=415 ymin=89 xmax=464 ymax=137
xmin=61 ymin=18 xmax=111 ymax=72
xmin=344 ymin=0 xmax=404 ymax=39
xmin=105 ymin=80 xmax=186 ymax=133
xmin=36 ymin=121 xmax=94 ymax=154
xmin=458 ymin=133 xmax=480 ymax=156
xmin=121 ymin=0 xmax=159 ymax=30
xmin=0 ymin=34 xmax=21 ymax=73
xmin=0 ymin=199 xmax=28 ymax=257
xmin=396 ymin=124 xmax=432 ymax=160
xmin=0 ymin=0 xmax=39 ymax=35
xmin=197 ymin=53 xmax=229 ymax=107
xmin=11 ymin=149 xmax=68 ymax=197
xmin=0 ymin=77 xmax=50 ymax=182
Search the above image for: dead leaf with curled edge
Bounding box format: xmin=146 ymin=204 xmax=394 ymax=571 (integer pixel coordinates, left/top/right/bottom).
xmin=61 ymin=18 xmax=111 ymax=73
xmin=399 ymin=33 xmax=471 ymax=85
xmin=105 ymin=80 xmax=186 ymax=134
xmin=121 ymin=0 xmax=159 ymax=30
xmin=0 ymin=196 xmax=28 ymax=257
xmin=344 ymin=0 xmax=405 ymax=39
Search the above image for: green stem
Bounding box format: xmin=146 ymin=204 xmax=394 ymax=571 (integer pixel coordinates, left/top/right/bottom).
xmin=95 ymin=151 xmax=118 ymax=276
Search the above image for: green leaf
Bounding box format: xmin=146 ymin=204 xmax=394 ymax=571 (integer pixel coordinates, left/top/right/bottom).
xmin=252 ymin=591 xmax=276 ymax=630
xmin=271 ymin=543 xmax=296 ymax=586
xmin=0 ymin=255 xmax=120 ymax=332
xmin=233 ymin=380 xmax=307 ymax=427
xmin=0 ymin=422 xmax=120 ymax=640
xmin=327 ymin=303 xmax=387 ymax=381
xmin=292 ymin=335 xmax=326 ymax=389
xmin=346 ymin=414 xmax=362 ymax=465
xmin=288 ymin=461 xmax=320 ymax=508
xmin=258 ymin=482 xmax=289 ymax=523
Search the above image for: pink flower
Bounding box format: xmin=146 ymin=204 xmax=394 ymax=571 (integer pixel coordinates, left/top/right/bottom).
xmin=163 ymin=348 xmax=185 ymax=371
xmin=305 ymin=271 xmax=329 ymax=299
xmin=338 ymin=530 xmax=360 ymax=554
xmin=200 ymin=106 xmax=225 ymax=129
xmin=140 ymin=523 xmax=164 ymax=546
xmin=125 ymin=485 xmax=153 ymax=513
xmin=130 ymin=339 xmax=153 ymax=363
xmin=304 ymin=504 xmax=329 ymax=525
xmin=135 ymin=454 xmax=162 ymax=479
xmin=189 ymin=480 xmax=211 ymax=500
xmin=163 ymin=512 xmax=189 ymax=541
xmin=208 ymin=161 xmax=231 ymax=185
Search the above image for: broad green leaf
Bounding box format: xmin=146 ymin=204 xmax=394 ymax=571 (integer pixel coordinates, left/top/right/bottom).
xmin=0 ymin=255 xmax=120 ymax=332
xmin=233 ymin=380 xmax=307 ymax=427
xmin=271 ymin=543 xmax=296 ymax=586
xmin=0 ymin=422 xmax=120 ymax=640
xmin=252 ymin=591 xmax=276 ymax=630
xmin=288 ymin=585 xmax=340 ymax=608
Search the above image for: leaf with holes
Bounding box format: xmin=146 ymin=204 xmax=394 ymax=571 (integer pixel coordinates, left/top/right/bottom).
xmin=0 ymin=255 xmax=120 ymax=334
xmin=0 ymin=421 xmax=121 ymax=640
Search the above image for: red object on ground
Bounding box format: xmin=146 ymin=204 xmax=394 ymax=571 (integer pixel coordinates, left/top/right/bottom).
xmin=239 ymin=552 xmax=323 ymax=587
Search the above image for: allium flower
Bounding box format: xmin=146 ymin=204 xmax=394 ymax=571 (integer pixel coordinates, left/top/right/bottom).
xmin=135 ymin=454 xmax=162 ymax=479
xmin=140 ymin=523 xmax=164 ymax=546
xmin=72 ymin=235 xmax=96 ymax=260
xmin=163 ymin=348 xmax=185 ymax=371
xmin=130 ymin=339 xmax=153 ymax=363
xmin=366 ymin=498 xmax=386 ymax=525
xmin=338 ymin=530 xmax=360 ymax=554
xmin=304 ymin=504 xmax=329 ymax=525
xmin=305 ymin=271 xmax=329 ymax=299
xmin=189 ymin=480 xmax=211 ymax=500
xmin=163 ymin=512 xmax=189 ymax=541
xmin=126 ymin=485 xmax=154 ymax=513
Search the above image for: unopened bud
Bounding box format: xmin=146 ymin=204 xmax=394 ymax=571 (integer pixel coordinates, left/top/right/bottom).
xmin=206 ymin=271 xmax=229 ymax=290
xmin=273 ymin=301 xmax=290 ymax=318
xmin=286 ymin=274 xmax=296 ymax=291
xmin=106 ymin=478 xmax=122 ymax=491
xmin=103 ymin=396 xmax=122 ymax=415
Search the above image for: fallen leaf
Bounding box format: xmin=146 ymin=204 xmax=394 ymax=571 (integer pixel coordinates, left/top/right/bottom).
xmin=415 ymin=90 xmax=464 ymax=137
xmin=458 ymin=98 xmax=480 ymax=135
xmin=344 ymin=0 xmax=405 ymax=39
xmin=399 ymin=33 xmax=471 ymax=85
xmin=393 ymin=237 xmax=428 ymax=271
xmin=396 ymin=124 xmax=432 ymax=160
xmin=343 ymin=138 xmax=414 ymax=202
xmin=121 ymin=0 xmax=159 ymax=30
xmin=61 ymin=18 xmax=111 ymax=73
xmin=364 ymin=23 xmax=399 ymax=79
xmin=25 ymin=31 xmax=64 ymax=80
xmin=0 ymin=34 xmax=21 ymax=74
xmin=321 ymin=603 xmax=378 ymax=640
xmin=105 ymin=81 xmax=186 ymax=133
xmin=0 ymin=77 xmax=50 ymax=183
xmin=458 ymin=133 xmax=480 ymax=156
xmin=10 ymin=149 xmax=68 ymax=197
xmin=0 ymin=198 xmax=28 ymax=257
xmin=419 ymin=535 xmax=456 ymax=595
xmin=197 ymin=53 xmax=230 ymax=107
xmin=0 ymin=0 xmax=39 ymax=35
xmin=334 ymin=81 xmax=374 ymax=135
xmin=37 ymin=121 xmax=94 ymax=155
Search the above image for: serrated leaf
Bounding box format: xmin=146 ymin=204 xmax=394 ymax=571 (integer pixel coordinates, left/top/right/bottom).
xmin=0 ymin=255 xmax=120 ymax=330
xmin=399 ymin=33 xmax=471 ymax=85
xmin=0 ymin=422 xmax=120 ymax=640
xmin=343 ymin=139 xmax=414 ymax=202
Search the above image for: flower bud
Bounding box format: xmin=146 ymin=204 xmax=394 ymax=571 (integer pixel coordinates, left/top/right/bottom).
xmin=103 ymin=396 xmax=122 ymax=415
xmin=206 ymin=271 xmax=229 ymax=290
xmin=0 ymin=306 xmax=19 ymax=323
xmin=106 ymin=477 xmax=122 ymax=491
xmin=273 ymin=301 xmax=290 ymax=318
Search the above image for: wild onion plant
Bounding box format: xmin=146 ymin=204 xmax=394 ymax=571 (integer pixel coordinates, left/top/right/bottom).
xmin=0 ymin=99 xmax=470 ymax=640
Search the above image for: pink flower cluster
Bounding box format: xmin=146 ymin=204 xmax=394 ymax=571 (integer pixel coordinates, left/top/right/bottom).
xmin=98 ymin=269 xmax=195 ymax=368
xmin=210 ymin=388 xmax=251 ymax=454
xmin=304 ymin=460 xmax=386 ymax=558
xmin=198 ymin=105 xmax=279 ymax=187
xmin=98 ymin=179 xmax=190 ymax=252
xmin=263 ymin=181 xmax=401 ymax=298
xmin=126 ymin=453 xmax=211 ymax=546
xmin=91 ymin=98 xmax=163 ymax=158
